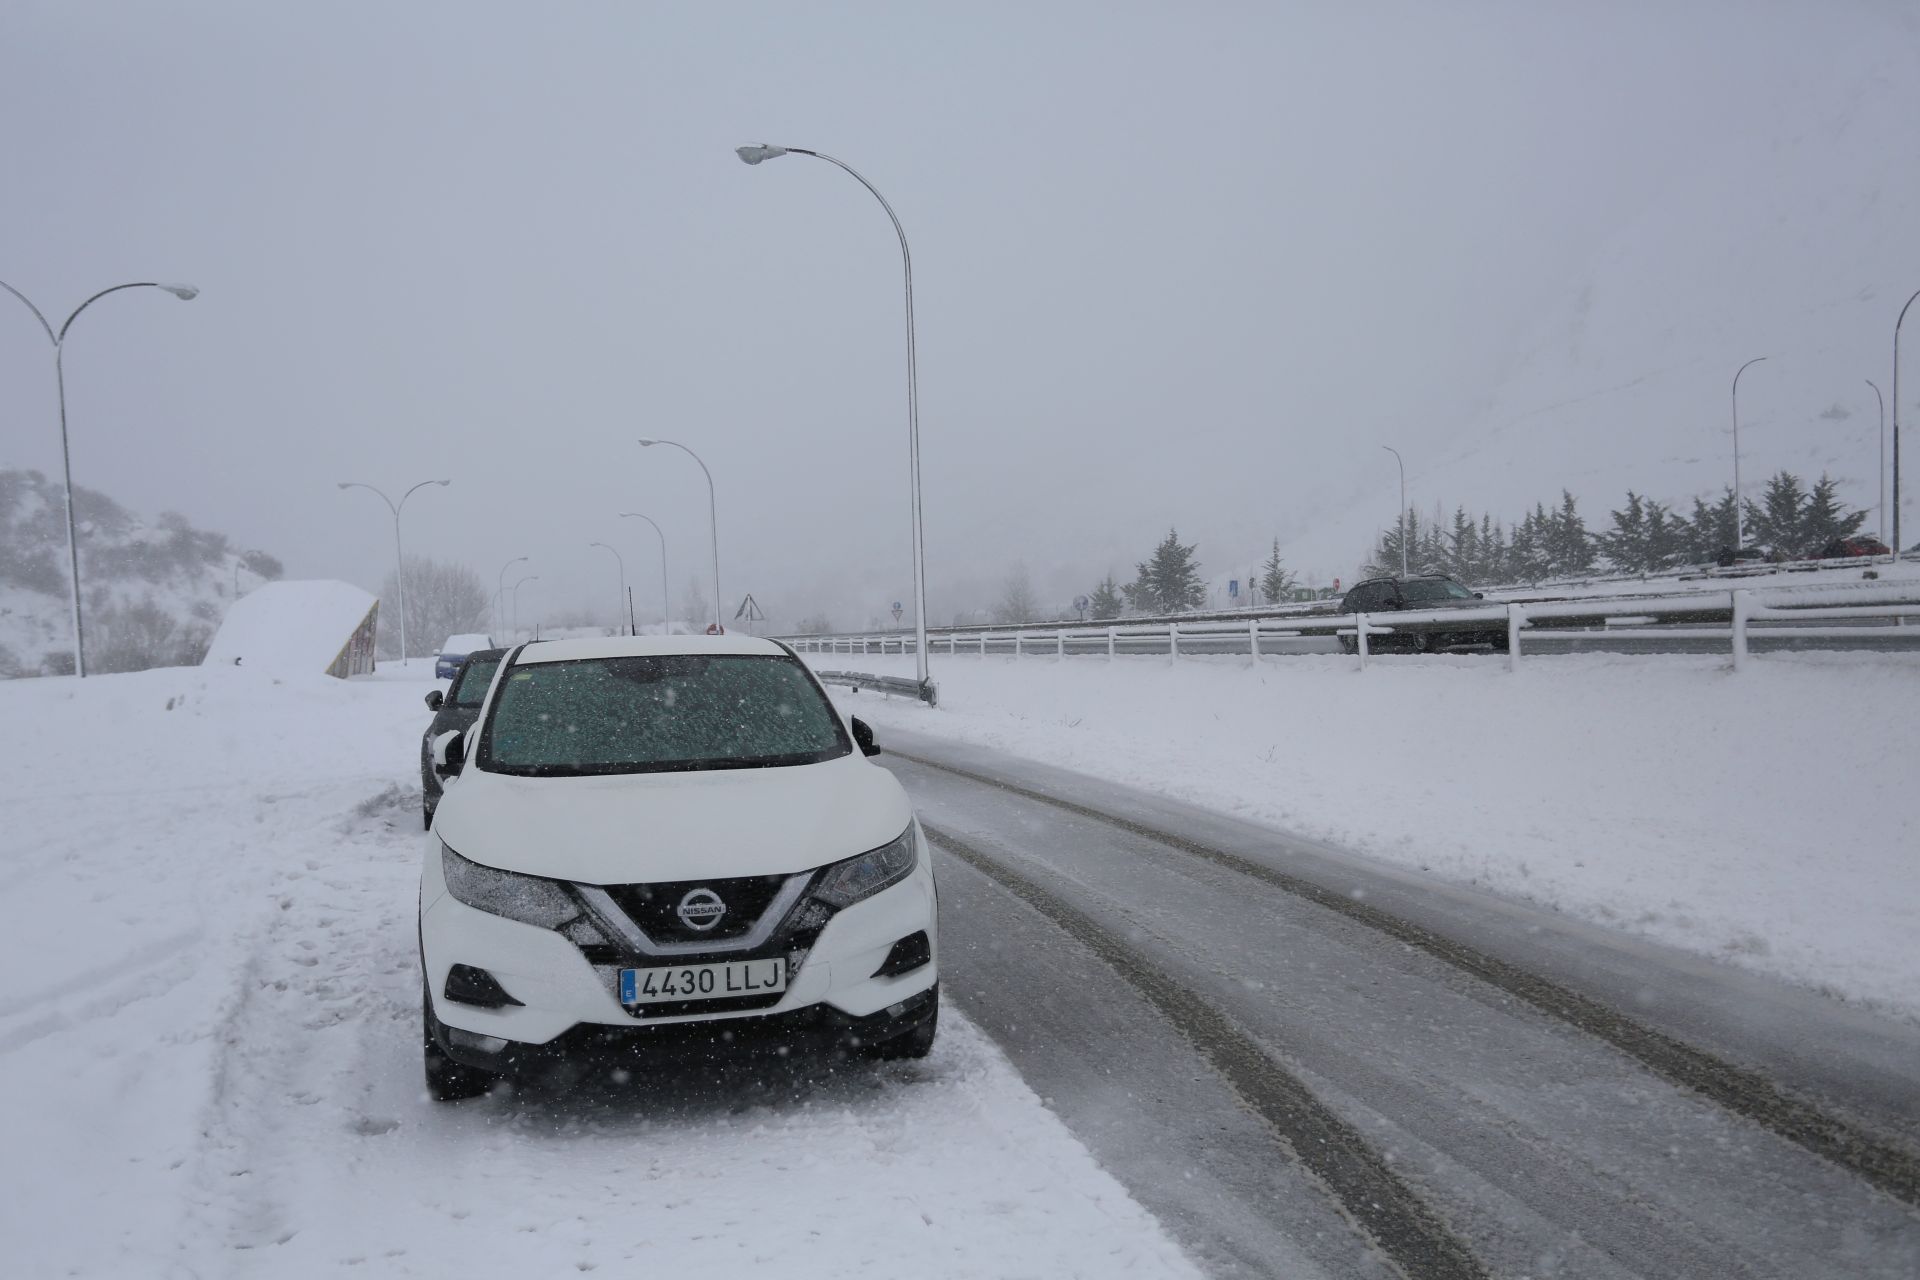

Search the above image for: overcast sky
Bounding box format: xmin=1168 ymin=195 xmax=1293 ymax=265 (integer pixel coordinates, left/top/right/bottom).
xmin=2 ymin=1 xmax=1912 ymax=631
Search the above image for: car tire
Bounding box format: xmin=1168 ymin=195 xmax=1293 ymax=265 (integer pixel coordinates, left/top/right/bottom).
xmin=865 ymin=989 xmax=938 ymax=1060
xmin=422 ymin=977 xmax=498 ymax=1102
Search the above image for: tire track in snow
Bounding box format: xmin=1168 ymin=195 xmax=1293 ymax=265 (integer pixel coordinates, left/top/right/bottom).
xmin=897 ymin=748 xmax=1920 ymax=1212
xmin=923 ymin=822 xmax=1492 ymax=1280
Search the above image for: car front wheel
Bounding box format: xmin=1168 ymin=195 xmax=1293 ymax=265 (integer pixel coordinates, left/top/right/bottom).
xmin=422 ymin=977 xmax=498 ymax=1102
xmin=864 ymin=989 xmax=938 ymax=1060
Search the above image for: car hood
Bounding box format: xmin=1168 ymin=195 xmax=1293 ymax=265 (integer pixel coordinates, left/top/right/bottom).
xmin=433 ymin=751 xmax=913 ymax=884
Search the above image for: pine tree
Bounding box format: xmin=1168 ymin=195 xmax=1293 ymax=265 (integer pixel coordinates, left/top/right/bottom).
xmin=1743 ymin=471 xmax=1808 ymax=555
xmin=1547 ymin=490 xmax=1595 ymax=575
xmin=1686 ymin=489 xmax=1739 ymax=562
xmin=1644 ymin=499 xmax=1686 ymax=570
xmin=1259 ymin=539 xmax=1295 ymax=602
xmin=1601 ymin=492 xmax=1650 ymax=573
xmin=1088 ymin=574 xmax=1124 ymax=620
xmin=1124 ymin=529 xmax=1206 ymax=614
xmin=1799 ymin=474 xmax=1867 ymax=554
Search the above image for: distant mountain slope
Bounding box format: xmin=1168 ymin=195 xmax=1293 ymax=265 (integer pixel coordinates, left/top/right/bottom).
xmin=1293 ymin=31 xmax=1920 ymax=577
xmin=0 ymin=468 xmax=283 ymax=677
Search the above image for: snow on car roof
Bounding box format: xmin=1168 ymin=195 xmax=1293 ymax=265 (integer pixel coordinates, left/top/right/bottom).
xmin=507 ymin=633 xmax=789 ymax=664
xmin=440 ymin=634 xmax=494 ymax=653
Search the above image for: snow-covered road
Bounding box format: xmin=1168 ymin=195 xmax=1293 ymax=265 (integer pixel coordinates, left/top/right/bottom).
xmin=0 ymin=668 xmax=1199 ymax=1279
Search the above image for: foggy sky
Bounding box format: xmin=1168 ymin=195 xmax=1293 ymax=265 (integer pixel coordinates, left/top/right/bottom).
xmin=2 ymin=1 xmax=1912 ymax=632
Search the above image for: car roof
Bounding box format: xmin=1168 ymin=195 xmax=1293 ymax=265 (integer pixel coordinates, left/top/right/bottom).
xmin=458 ymin=648 xmax=507 ymax=663
xmin=442 ymin=633 xmax=494 ymax=651
xmin=507 ymin=633 xmax=790 ymax=665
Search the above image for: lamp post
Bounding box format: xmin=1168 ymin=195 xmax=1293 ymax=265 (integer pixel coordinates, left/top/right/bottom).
xmin=1895 ymin=288 xmax=1920 ymax=554
xmin=636 ymin=439 xmax=720 ymax=632
xmin=337 ymin=479 xmax=450 ymax=666
xmin=1381 ymin=445 xmax=1408 ymax=578
xmin=0 ymin=279 xmax=198 ymax=677
xmin=589 ymin=542 xmax=627 ymax=634
xmin=495 ymin=556 xmax=528 ymax=641
xmin=1867 ymin=379 xmax=1886 ymax=544
xmin=509 ymin=574 xmax=538 ymax=641
xmin=619 ymin=512 xmax=672 ymax=633
xmin=1731 ymin=357 xmax=1768 ymax=551
xmin=737 ymin=143 xmax=931 ymax=689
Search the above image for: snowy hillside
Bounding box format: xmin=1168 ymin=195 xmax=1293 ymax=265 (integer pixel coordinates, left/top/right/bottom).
xmin=1292 ymin=26 xmax=1920 ymax=578
xmin=0 ymin=468 xmax=282 ymax=677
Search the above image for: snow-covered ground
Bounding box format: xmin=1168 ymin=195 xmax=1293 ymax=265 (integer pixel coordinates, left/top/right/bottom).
xmin=823 ymin=650 xmax=1920 ymax=1021
xmin=0 ymin=666 xmax=1200 ymax=1279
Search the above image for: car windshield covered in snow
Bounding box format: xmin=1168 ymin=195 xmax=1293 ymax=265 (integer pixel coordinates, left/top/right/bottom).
xmin=447 ymin=657 xmax=501 ymax=708
xmin=477 ymin=653 xmax=849 ymax=776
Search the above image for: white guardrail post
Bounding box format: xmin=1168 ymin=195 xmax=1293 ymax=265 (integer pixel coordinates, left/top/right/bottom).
xmin=1169 ymin=621 xmax=1180 ymax=662
xmin=1249 ymin=617 xmax=1260 ymax=662
xmin=1015 ymin=631 xmax=1025 ymax=661
xmin=1507 ymin=603 xmax=1526 ymax=673
xmin=1355 ymin=611 xmax=1369 ymax=670
xmin=1107 ymin=626 xmax=1117 ymax=661
xmin=1731 ymin=589 xmax=1751 ymax=672
xmin=1056 ymin=630 xmax=1066 ymax=661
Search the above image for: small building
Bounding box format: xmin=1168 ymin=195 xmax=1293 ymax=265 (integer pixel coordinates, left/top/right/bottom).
xmin=203 ymin=580 xmax=380 ymax=678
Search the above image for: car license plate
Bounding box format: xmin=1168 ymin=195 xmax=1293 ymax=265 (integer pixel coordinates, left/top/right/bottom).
xmin=620 ymin=958 xmax=787 ymax=1005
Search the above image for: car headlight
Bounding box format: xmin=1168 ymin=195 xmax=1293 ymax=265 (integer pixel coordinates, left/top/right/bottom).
xmin=440 ymin=843 xmax=581 ymax=928
xmin=813 ymin=826 xmax=918 ymax=909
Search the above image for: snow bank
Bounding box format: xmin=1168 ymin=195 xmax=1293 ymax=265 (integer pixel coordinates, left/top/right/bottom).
xmin=826 ymin=651 xmax=1920 ymax=1020
xmin=203 ymin=578 xmax=377 ymax=676
xmin=0 ymin=666 xmax=1199 ymax=1279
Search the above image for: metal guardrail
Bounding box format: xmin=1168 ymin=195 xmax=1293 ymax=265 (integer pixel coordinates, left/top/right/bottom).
xmin=812 ymin=669 xmax=939 ymax=706
xmin=787 ymin=581 xmax=1920 ymax=674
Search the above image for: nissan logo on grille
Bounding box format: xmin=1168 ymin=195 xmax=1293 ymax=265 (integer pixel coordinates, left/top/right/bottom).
xmin=676 ymin=888 xmax=727 ymax=932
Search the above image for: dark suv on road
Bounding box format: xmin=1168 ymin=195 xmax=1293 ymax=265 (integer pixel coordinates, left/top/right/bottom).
xmin=420 ymin=648 xmax=505 ymax=828
xmin=1338 ymin=575 xmax=1502 ymax=653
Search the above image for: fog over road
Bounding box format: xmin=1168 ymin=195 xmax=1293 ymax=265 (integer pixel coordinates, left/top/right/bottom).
xmin=881 ymin=728 xmax=1920 ymax=1279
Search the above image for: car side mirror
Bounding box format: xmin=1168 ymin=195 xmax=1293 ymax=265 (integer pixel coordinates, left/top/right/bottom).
xmin=850 ymin=717 xmax=881 ymax=757
xmin=425 ymin=690 xmax=444 ymax=711
xmin=432 ymin=730 xmax=466 ymax=779
xmin=1473 ymin=592 xmax=1484 ymax=599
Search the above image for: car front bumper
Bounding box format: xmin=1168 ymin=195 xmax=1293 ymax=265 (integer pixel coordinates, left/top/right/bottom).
xmin=420 ymin=834 xmax=939 ymax=1068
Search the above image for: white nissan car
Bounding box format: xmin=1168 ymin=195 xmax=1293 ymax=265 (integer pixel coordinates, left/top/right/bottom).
xmin=419 ymin=634 xmax=938 ymax=1100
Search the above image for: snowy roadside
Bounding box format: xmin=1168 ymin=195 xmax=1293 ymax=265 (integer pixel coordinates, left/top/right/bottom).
xmin=0 ymin=666 xmax=1201 ymax=1280
xmin=817 ymin=650 xmax=1920 ymax=1021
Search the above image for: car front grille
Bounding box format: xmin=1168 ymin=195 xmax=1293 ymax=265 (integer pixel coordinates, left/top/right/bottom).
xmin=598 ymin=874 xmax=794 ymax=945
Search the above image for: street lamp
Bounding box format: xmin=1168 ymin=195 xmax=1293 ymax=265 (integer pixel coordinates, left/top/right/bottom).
xmin=495 ymin=555 xmax=528 ymax=641
xmin=1867 ymin=379 xmax=1886 ymax=543
xmin=589 ymin=542 xmax=627 ymax=634
xmin=0 ymin=279 xmax=198 ymax=677
xmin=736 ymin=143 xmax=932 ymax=690
xmin=337 ymin=479 xmax=450 ymax=666
xmin=619 ymin=512 xmax=672 ymax=633
xmin=637 ymin=439 xmax=720 ymax=632
xmin=1731 ymin=357 xmax=1768 ymax=551
xmin=509 ymin=573 xmax=539 ymax=640
xmin=1894 ymin=287 xmax=1920 ymax=554
xmin=1381 ymin=445 xmax=1408 ymax=578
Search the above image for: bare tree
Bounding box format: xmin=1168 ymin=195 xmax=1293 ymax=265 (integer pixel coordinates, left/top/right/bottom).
xmin=378 ymin=556 xmax=489 ymax=658
xmin=679 ymin=576 xmax=710 ymax=635
xmin=995 ymin=564 xmax=1040 ymax=624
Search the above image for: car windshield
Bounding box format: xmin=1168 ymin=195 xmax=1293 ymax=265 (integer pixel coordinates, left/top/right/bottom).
xmin=448 ymin=657 xmax=501 ymax=708
xmin=478 ymin=653 xmax=849 ymax=776
xmin=1400 ymin=579 xmax=1475 ymax=604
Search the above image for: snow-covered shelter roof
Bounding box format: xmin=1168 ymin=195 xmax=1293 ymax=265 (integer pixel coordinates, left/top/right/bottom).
xmin=203 ymin=580 xmax=379 ymax=676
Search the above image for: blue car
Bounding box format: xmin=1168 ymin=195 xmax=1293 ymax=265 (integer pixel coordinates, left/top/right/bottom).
xmin=434 ymin=633 xmax=496 ymax=681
